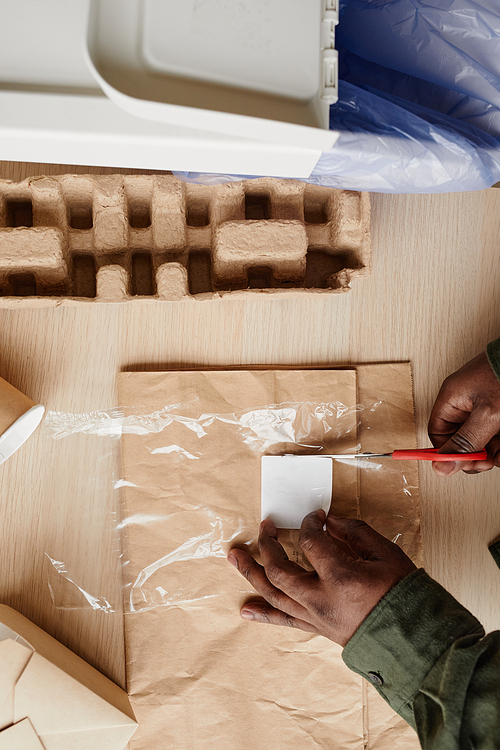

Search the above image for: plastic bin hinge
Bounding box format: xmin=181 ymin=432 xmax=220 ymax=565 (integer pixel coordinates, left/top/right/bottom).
xmin=321 ymin=18 xmax=337 ymax=49
xmin=323 ymin=0 xmax=339 ymax=23
xmin=321 ymin=49 xmax=338 ymax=101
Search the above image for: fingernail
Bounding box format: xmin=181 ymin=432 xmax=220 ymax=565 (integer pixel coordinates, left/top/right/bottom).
xmin=241 ymin=609 xmax=255 ymax=620
xmin=433 ymin=461 xmax=456 ymax=476
xmin=227 ymin=552 xmax=238 ymax=570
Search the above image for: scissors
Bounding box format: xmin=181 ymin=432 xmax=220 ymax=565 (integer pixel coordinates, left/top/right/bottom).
xmin=320 ymin=448 xmax=487 ymax=462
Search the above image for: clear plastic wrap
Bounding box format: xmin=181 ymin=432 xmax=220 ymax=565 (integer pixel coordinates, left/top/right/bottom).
xmin=173 ymin=0 xmax=500 ymax=193
xmin=42 ymin=396 xmax=420 ymax=615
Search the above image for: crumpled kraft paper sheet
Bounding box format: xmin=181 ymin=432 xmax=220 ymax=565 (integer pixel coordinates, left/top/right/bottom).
xmin=118 ymin=366 xmax=421 ymax=750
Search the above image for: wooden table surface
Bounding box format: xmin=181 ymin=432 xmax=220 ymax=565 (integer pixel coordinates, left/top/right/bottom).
xmin=0 ymin=161 xmax=499 ymax=693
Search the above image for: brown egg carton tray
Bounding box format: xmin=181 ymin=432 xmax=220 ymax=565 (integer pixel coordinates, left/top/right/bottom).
xmin=0 ymin=175 xmax=371 ymax=306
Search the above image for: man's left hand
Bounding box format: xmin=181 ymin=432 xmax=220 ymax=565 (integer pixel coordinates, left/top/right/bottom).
xmin=227 ymin=511 xmax=416 ymax=647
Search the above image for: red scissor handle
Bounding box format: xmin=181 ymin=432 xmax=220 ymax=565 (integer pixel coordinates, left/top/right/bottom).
xmin=392 ymin=448 xmax=488 ymax=462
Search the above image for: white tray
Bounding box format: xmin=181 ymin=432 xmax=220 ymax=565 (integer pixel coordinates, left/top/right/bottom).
xmin=85 ymin=0 xmax=339 ymax=151
xmin=0 ymin=0 xmax=332 ymax=178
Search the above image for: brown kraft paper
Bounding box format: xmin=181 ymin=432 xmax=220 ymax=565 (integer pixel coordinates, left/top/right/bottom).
xmin=118 ymin=365 xmax=421 ymax=750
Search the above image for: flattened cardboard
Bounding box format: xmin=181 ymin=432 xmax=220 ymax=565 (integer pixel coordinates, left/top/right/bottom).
xmin=0 ymin=719 xmax=44 ymax=750
xmin=0 ymin=376 xmax=35 ymax=436
xmin=118 ymin=365 xmax=421 ymax=750
xmin=0 ymin=605 xmax=137 ymax=750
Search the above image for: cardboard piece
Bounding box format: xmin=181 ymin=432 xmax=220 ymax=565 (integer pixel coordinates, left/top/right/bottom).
xmin=0 ymin=376 xmax=35 ymax=436
xmin=0 ymin=175 xmax=370 ymax=306
xmin=118 ymin=366 xmax=421 ymax=750
xmin=0 ymin=605 xmax=137 ymax=750
xmin=0 ymin=377 xmax=45 ymax=466
xmin=0 ymin=719 xmax=44 ymax=750
xmin=261 ymin=455 xmax=333 ymax=528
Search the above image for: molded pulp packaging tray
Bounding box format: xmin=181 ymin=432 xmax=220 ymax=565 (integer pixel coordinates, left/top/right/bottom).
xmin=0 ymin=175 xmax=370 ymax=306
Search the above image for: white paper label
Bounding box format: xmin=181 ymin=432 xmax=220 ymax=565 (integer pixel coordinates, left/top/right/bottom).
xmin=261 ymin=455 xmax=332 ymax=529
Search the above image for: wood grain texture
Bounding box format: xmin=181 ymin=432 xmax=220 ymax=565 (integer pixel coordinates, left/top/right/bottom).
xmin=0 ymin=161 xmax=171 ymax=181
xmin=0 ymin=163 xmax=499 ymax=704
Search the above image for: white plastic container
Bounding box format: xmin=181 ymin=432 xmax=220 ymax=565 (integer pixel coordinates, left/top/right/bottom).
xmin=0 ymin=0 xmax=333 ymax=178
xmin=85 ymin=0 xmax=339 ymax=151
xmin=0 ymin=378 xmax=44 ymax=466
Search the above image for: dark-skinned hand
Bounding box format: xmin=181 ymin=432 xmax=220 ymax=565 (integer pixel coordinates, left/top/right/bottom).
xmin=227 ymin=511 xmax=416 ymax=647
xmin=428 ymin=351 xmax=500 ymax=476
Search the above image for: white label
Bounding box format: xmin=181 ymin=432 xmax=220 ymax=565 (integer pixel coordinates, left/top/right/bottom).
xmin=261 ymin=455 xmax=332 ymax=529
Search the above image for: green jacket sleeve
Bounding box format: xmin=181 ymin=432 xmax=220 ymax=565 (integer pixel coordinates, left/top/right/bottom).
xmin=486 ymin=337 xmax=500 ymax=381
xmin=342 ymin=569 xmax=500 ymax=749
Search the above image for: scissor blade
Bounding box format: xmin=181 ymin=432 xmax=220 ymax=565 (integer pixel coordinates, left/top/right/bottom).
xmin=322 ymin=453 xmax=390 ymax=459
xmin=281 ymin=453 xmax=392 ymax=460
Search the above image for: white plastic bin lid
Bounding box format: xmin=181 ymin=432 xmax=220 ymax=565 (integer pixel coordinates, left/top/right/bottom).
xmin=85 ymin=0 xmax=339 ymax=152
xmin=0 ymin=405 xmax=45 ymax=466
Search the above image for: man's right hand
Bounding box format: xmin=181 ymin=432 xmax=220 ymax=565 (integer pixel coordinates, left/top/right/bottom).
xmin=428 ymin=351 xmax=500 ymax=476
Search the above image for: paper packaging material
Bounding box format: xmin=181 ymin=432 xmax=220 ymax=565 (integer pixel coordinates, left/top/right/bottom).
xmin=261 ymin=455 xmax=333 ymax=528
xmin=0 ymin=719 xmax=44 ymax=750
xmin=0 ymin=175 xmax=371 ymax=307
xmin=118 ymin=365 xmax=421 ymax=750
xmin=0 ymin=377 xmax=44 ymax=466
xmin=0 ymin=604 xmax=137 ymax=749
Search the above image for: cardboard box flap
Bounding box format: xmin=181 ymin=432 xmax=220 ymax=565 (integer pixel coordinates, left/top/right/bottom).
xmin=15 ymin=652 xmax=137 ymax=736
xmin=0 ymin=693 xmax=13 ymax=736
xmin=0 ymin=605 xmax=135 ymax=722
xmin=0 ymin=640 xmax=32 ymax=730
xmin=0 ymin=718 xmax=45 ymax=750
xmin=0 ymin=606 xmax=137 ymax=749
xmin=38 ymin=725 xmax=139 ymax=750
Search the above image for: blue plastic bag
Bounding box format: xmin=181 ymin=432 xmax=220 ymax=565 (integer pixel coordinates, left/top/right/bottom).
xmin=175 ymin=0 xmax=500 ymax=193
